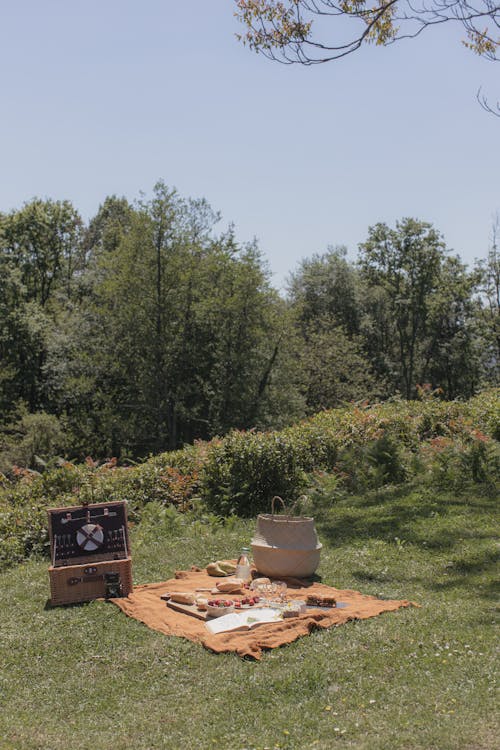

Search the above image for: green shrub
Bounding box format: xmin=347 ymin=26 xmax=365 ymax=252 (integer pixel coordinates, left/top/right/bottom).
xmin=0 ymin=409 xmax=70 ymax=474
xmin=0 ymin=389 xmax=498 ymax=569
xmin=201 ymin=431 xmax=308 ymax=516
xmin=420 ymin=431 xmax=500 ymax=491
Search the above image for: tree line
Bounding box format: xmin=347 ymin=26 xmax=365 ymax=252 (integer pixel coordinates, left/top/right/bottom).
xmin=0 ymin=181 xmax=498 ymax=468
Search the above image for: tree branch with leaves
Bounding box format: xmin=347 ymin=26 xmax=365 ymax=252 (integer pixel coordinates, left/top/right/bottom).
xmin=235 ymin=0 xmax=500 ymax=63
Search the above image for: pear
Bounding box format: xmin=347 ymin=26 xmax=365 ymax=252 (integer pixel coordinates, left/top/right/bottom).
xmin=206 ymin=562 xmax=228 ymax=576
xmin=217 ymin=560 xmax=237 ymax=574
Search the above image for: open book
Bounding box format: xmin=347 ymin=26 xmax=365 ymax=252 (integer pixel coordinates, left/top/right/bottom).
xmin=205 ymin=607 xmax=282 ymax=635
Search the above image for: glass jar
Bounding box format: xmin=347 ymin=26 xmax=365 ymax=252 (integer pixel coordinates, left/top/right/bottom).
xmin=235 ymin=547 xmax=252 ymax=583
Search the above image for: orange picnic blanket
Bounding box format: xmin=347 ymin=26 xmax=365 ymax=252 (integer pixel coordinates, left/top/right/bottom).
xmin=110 ymin=567 xmax=416 ymax=659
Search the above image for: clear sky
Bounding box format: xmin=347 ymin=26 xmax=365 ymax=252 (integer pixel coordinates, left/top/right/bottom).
xmin=1 ymin=1 xmax=499 ymax=290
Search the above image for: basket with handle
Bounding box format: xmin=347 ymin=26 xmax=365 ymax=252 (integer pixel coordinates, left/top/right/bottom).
xmin=251 ymin=496 xmax=322 ymax=578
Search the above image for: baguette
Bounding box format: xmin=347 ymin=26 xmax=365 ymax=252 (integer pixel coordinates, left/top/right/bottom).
xmin=170 ymin=592 xmax=196 ymax=605
xmin=216 ymin=577 xmax=246 ymax=594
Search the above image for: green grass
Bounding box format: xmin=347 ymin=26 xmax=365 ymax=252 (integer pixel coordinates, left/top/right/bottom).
xmin=0 ymin=482 xmax=498 ymax=750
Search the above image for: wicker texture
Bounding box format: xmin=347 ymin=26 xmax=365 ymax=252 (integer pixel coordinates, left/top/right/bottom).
xmin=48 ymin=558 xmax=133 ymax=606
xmin=251 ymin=497 xmax=322 ymax=578
xmin=47 ymin=500 xmax=133 ymax=605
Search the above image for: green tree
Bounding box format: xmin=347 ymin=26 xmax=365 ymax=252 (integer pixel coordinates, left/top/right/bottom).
xmin=288 ymin=246 xmax=361 ymax=336
xmin=299 ymin=318 xmax=380 ymax=411
xmin=1 ymin=199 xmax=83 ymax=306
xmin=358 ymin=218 xmax=480 ymax=399
xmin=423 ymin=256 xmax=484 ymax=398
xmin=288 ymin=246 xmax=381 ymax=408
xmin=69 ymin=182 xmax=298 ymax=457
xmin=0 ymin=200 xmax=83 ymax=414
xmin=83 ymin=195 xmax=134 ymax=260
xmin=475 ymin=216 xmax=500 ymax=384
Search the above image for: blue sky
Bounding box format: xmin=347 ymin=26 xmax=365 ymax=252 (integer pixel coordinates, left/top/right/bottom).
xmin=1 ymin=0 xmax=499 ymax=289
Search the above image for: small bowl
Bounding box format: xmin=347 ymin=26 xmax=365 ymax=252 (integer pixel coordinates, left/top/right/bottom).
xmin=206 ymin=603 xmax=235 ymax=618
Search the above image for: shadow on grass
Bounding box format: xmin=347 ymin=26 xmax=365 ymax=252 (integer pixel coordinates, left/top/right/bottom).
xmin=315 ymin=483 xmax=498 ymax=555
xmin=43 ymin=598 xmax=97 ymax=611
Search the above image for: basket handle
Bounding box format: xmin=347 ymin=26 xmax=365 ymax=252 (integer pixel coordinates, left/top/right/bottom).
xmin=271 ymin=496 xmax=286 ymax=515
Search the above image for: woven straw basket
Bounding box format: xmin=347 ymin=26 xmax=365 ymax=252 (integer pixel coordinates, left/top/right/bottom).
xmin=251 ymin=496 xmax=322 ymax=578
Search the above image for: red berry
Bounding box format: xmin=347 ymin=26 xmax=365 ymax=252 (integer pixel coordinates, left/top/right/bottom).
xmin=234 ymin=601 xmax=241 ymax=608
xmin=224 ymin=600 xmax=232 ymax=607
xmin=253 ymin=596 xmax=260 ymax=603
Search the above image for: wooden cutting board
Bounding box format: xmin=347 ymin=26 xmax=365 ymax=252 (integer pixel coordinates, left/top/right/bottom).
xmin=166 ymin=599 xmax=208 ymax=620
xmin=165 ymin=598 xmax=264 ymax=621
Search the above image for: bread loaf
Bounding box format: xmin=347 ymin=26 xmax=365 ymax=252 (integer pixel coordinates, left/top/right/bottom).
xmin=170 ymin=592 xmax=196 ymax=605
xmin=216 ymin=577 xmax=246 ymax=594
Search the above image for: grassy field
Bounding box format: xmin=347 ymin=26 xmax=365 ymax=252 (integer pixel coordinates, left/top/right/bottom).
xmin=0 ymin=481 xmax=498 ymax=750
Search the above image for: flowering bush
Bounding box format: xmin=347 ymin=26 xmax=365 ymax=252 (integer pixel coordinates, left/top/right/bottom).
xmin=0 ymin=389 xmax=498 ymax=568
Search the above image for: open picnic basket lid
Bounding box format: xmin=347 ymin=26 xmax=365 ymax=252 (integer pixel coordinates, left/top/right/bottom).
xmin=47 ymin=499 xmax=131 ymax=567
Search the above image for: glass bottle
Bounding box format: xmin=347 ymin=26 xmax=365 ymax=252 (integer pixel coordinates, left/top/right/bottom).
xmin=235 ymin=547 xmax=251 ymax=583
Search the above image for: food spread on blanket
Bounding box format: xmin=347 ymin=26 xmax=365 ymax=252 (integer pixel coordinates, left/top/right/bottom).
xmin=160 ymin=554 xmax=342 ymax=628
xmin=157 ymin=552 xmax=346 ymax=633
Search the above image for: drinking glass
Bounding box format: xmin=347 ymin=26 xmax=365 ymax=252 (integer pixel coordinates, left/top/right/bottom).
xmin=274 ymin=581 xmax=287 ymax=603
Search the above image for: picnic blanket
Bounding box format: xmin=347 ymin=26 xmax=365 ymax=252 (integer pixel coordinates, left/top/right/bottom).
xmin=110 ymin=567 xmax=416 ymax=659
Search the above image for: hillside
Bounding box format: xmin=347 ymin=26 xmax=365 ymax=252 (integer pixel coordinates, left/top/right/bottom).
xmin=1 ymin=390 xmax=498 ymax=571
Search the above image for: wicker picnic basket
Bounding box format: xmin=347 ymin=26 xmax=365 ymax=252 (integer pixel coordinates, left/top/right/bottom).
xmin=47 ymin=500 xmax=133 ymax=606
xmin=251 ymin=496 xmax=322 ymax=578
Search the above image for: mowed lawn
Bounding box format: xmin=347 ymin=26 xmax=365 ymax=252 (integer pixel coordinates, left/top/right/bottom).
xmin=0 ymin=483 xmax=498 ymax=750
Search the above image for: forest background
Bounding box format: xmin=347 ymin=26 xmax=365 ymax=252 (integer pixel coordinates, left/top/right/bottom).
xmin=1 ymin=183 xmax=498 ymax=472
